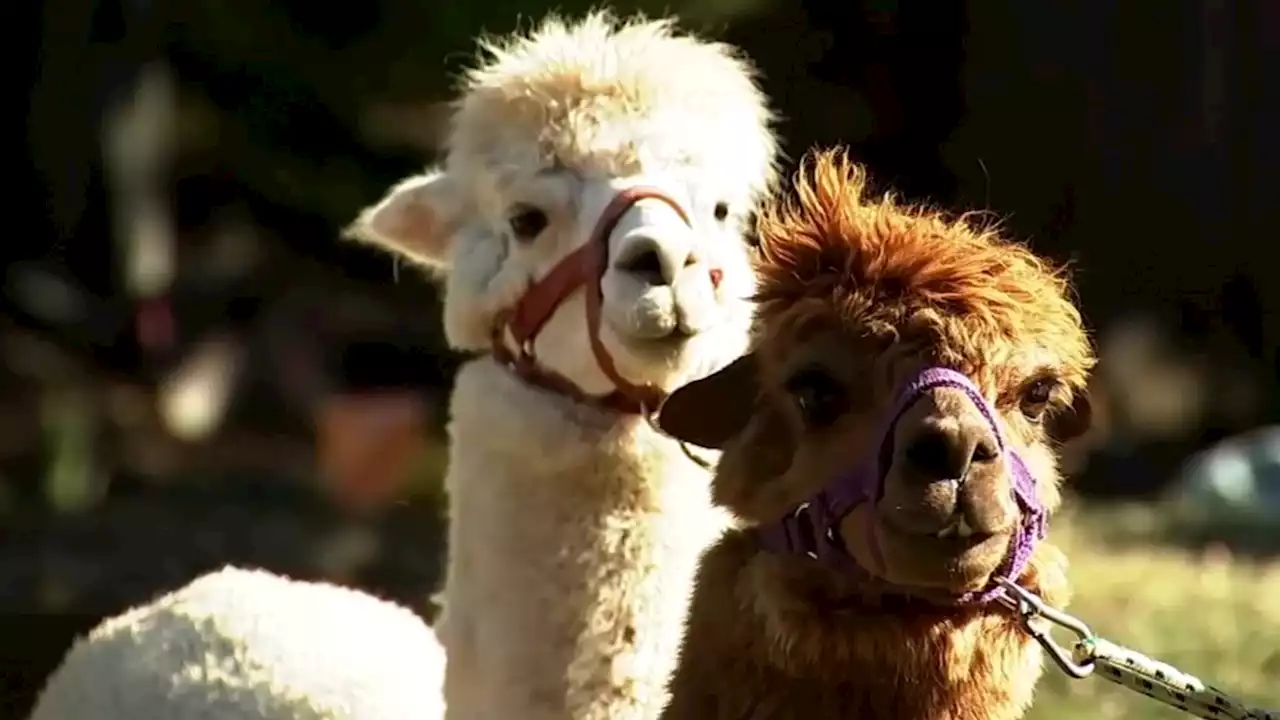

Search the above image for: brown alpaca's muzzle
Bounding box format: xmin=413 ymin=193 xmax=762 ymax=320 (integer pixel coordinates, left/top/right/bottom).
xmin=865 ymin=385 xmax=1024 ymax=592
xmin=758 ymin=367 xmax=1045 ymax=606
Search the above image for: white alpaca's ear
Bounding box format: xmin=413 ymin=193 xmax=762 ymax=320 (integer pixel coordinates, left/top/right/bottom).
xmin=345 ymin=170 xmax=460 ymax=267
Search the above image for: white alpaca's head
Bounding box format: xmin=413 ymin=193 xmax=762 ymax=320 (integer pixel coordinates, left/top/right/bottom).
xmin=349 ymin=12 xmax=779 ymax=402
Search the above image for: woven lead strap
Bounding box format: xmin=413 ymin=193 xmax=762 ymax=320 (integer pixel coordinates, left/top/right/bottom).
xmin=1073 ymin=637 xmax=1276 ymax=720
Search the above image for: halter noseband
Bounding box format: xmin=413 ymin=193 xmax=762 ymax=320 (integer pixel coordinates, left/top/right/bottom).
xmin=757 ymin=366 xmax=1046 ymax=605
xmin=491 ymin=186 xmax=721 ymax=415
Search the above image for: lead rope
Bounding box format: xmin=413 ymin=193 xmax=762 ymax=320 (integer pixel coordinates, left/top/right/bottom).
xmin=996 ymin=579 xmax=1276 ymax=720
xmin=643 ymin=403 xmax=715 ymax=470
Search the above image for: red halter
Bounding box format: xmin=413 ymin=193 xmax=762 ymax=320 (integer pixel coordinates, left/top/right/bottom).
xmin=491 ymin=186 xmax=722 ymax=414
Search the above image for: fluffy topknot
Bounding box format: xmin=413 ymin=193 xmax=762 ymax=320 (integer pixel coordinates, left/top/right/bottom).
xmin=446 ymin=11 xmax=778 ymax=195
xmin=752 ymin=149 xmax=1093 ymax=388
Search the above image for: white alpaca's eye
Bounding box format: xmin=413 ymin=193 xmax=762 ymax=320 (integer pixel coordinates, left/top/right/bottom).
xmin=508 ymin=205 xmax=549 ymax=243
xmin=713 ymin=202 xmax=730 ymax=222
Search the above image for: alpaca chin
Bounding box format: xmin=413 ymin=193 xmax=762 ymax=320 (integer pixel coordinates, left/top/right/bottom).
xmin=614 ymin=287 xmax=682 ymax=340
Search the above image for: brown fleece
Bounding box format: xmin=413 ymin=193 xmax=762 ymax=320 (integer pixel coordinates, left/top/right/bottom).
xmin=658 ymin=148 xmax=1097 ymax=720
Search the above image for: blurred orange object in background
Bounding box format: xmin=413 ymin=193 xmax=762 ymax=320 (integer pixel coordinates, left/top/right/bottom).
xmin=316 ymin=391 xmax=428 ymax=514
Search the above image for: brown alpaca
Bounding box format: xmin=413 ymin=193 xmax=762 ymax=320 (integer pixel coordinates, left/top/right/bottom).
xmin=654 ymin=149 xmax=1096 ymax=720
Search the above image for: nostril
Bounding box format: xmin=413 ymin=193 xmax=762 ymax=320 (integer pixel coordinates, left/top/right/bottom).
xmin=903 ymin=426 xmax=999 ymax=481
xmin=971 ymin=437 xmax=999 ymax=464
xmin=904 ymin=429 xmax=960 ymax=480
xmin=616 ymin=246 xmax=667 ymax=285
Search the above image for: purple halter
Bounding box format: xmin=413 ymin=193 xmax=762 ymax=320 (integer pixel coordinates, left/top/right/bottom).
xmin=757 ymin=366 xmax=1046 ymax=605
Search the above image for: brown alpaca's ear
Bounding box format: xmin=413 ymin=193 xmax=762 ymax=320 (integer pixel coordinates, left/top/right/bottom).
xmin=344 ymin=169 xmax=460 ymax=269
xmin=1047 ymin=391 xmax=1093 ymax=443
xmin=656 ymin=354 xmax=759 ymax=449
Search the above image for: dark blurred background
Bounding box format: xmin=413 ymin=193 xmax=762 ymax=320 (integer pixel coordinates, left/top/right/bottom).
xmin=4 ymin=0 xmax=1278 ymax=716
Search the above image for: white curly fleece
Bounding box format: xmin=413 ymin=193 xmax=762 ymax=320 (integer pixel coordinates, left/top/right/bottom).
xmin=29 ymin=566 xmax=445 ymax=720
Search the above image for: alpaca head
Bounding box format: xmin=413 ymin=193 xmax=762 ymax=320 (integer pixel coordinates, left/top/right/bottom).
xmin=659 ymin=150 xmax=1095 ymax=601
xmin=349 ymin=12 xmax=778 ymax=406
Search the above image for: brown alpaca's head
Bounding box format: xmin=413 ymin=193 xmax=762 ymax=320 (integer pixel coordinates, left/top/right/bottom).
xmin=658 ymin=149 xmax=1095 ymax=600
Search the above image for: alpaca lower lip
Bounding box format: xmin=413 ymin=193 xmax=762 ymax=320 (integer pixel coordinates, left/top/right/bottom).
xmin=615 ymin=318 xmax=699 ymax=347
xmin=617 ymin=306 xmax=706 ymax=341
xmin=933 ymin=530 xmax=995 ymax=544
xmin=883 ymin=515 xmax=995 ymax=544
xmin=626 ymin=319 xmax=685 ymax=340
xmin=673 ymin=313 xmax=705 ymax=337
xmin=649 ymin=326 xmax=699 ymax=345
xmin=934 ymin=516 xmax=989 ymax=539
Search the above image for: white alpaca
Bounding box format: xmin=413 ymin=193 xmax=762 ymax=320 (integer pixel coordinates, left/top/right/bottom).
xmin=27 ymin=566 xmax=445 ymax=720
xmin=348 ymin=11 xmax=778 ymax=720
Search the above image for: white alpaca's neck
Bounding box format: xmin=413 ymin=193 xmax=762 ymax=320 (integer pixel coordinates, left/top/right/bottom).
xmin=437 ymin=357 xmax=732 ymax=720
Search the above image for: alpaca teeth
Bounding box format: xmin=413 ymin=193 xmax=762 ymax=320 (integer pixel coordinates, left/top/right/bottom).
xmin=935 ymin=517 xmax=975 ymax=539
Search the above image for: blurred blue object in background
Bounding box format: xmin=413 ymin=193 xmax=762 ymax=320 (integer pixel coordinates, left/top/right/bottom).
xmin=1171 ymin=426 xmax=1280 ymax=540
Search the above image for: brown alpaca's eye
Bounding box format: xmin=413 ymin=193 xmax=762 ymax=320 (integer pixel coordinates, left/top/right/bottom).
xmin=508 ymin=205 xmax=549 ymax=242
xmin=1019 ymin=377 xmax=1057 ymax=420
xmin=784 ymin=366 xmax=848 ymax=429
xmin=713 ymin=201 xmax=730 ymax=222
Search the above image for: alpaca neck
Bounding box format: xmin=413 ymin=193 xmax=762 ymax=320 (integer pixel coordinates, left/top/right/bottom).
xmin=449 ymin=356 xmax=716 ymax=493
xmin=442 ymin=357 xmax=731 ymax=720
xmin=667 ymin=531 xmax=1067 ymax=720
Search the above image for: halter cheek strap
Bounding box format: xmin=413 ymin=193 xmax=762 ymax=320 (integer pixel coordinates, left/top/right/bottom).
xmin=757 ymin=366 xmax=1046 ymax=605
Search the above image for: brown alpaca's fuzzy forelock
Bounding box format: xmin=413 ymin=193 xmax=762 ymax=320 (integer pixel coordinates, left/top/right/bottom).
xmin=751 ymin=149 xmax=1093 ymax=395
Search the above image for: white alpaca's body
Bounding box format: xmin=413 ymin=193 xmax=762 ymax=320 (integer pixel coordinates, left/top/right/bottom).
xmin=28 ymin=567 xmax=446 ymax=720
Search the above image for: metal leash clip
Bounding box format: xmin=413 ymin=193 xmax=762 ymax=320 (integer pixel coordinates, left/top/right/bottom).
xmin=995 ymin=577 xmax=1096 ymax=679
xmin=995 ymin=578 xmax=1275 ymax=719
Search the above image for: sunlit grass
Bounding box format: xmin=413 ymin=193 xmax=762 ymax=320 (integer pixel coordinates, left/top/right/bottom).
xmin=1026 ymin=502 xmax=1280 ymax=720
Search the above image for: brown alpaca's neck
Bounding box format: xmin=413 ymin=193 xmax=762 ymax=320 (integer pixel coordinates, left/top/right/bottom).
xmin=664 ymin=531 xmax=1066 ymax=720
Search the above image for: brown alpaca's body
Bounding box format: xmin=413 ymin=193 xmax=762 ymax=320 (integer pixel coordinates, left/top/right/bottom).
xmin=663 ymin=533 xmax=1070 ymax=720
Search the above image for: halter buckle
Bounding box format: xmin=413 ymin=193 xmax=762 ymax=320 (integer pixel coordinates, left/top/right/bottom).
xmin=781 ymin=502 xmax=821 ymax=560
xmin=518 ymin=338 xmax=537 ymax=364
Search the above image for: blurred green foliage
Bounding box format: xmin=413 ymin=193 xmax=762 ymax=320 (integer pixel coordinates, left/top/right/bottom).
xmin=1028 ymin=502 xmax=1280 ymax=720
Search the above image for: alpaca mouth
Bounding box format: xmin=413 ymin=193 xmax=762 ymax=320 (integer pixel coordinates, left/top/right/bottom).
xmin=609 ymin=291 xmax=715 ymax=344
xmin=871 ymin=513 xmax=1012 ymax=590
xmin=621 ymin=325 xmax=701 ymax=355
xmin=619 ymin=313 xmax=693 ymax=342
xmin=667 ymin=323 xmax=698 ymax=339
xmin=878 ymin=506 xmax=1007 ymax=552
xmin=934 ymin=515 xmax=988 ymax=540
